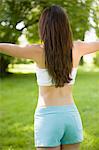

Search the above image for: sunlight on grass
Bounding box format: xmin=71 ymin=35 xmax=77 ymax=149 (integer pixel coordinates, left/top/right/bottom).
xmin=0 ymin=64 xmax=99 ymax=150
xmin=83 ymin=130 xmax=94 ymax=145
xmin=78 ymin=63 xmax=99 ymax=72
xmin=12 ymin=122 xmax=33 ymax=132
xmin=8 ymin=63 xmax=37 ymax=74
xmin=81 ymin=130 xmax=99 ymax=149
xmin=8 ymin=147 xmax=15 ymax=150
xmin=8 ymin=63 xmax=99 ymax=74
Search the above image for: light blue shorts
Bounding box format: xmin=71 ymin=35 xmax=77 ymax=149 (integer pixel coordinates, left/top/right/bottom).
xmin=34 ymin=103 xmax=84 ymax=147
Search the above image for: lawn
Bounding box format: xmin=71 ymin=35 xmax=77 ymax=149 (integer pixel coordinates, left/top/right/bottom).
xmin=0 ymin=65 xmax=99 ymax=150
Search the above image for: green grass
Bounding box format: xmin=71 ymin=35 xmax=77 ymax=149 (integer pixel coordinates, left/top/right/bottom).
xmin=0 ymin=66 xmax=99 ymax=150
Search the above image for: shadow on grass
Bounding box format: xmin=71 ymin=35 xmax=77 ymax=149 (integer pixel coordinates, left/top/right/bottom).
xmin=1 ymin=72 xmax=36 ymax=79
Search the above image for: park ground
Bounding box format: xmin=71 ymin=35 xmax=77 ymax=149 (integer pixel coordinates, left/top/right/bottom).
xmin=0 ymin=64 xmax=99 ymax=150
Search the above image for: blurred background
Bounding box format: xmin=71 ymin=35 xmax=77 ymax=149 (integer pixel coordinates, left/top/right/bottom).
xmin=0 ymin=0 xmax=99 ymax=150
xmin=0 ymin=0 xmax=99 ymax=76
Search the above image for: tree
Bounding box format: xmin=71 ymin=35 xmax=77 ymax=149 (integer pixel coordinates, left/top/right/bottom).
xmin=0 ymin=0 xmax=98 ymax=76
xmin=0 ymin=0 xmax=32 ymax=76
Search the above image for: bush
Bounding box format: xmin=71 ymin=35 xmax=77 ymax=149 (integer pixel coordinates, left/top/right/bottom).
xmin=94 ymin=52 xmax=99 ymax=67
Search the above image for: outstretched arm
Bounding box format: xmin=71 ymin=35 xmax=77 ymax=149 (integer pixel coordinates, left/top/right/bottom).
xmin=74 ymin=40 xmax=99 ymax=57
xmin=0 ymin=43 xmax=40 ymax=61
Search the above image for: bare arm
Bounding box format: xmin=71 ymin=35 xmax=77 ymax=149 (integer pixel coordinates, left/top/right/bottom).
xmin=74 ymin=40 xmax=99 ymax=57
xmin=0 ymin=43 xmax=40 ymax=61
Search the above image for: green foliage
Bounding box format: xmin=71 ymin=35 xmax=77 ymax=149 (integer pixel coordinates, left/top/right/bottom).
xmin=0 ymin=0 xmax=32 ymax=76
xmin=94 ymin=52 xmax=99 ymax=67
xmin=0 ymin=0 xmax=98 ymax=76
xmin=25 ymin=0 xmax=94 ymax=41
xmin=91 ymin=0 xmax=99 ymax=37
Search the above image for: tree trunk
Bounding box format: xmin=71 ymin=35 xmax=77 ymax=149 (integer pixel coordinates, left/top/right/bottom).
xmin=79 ymin=56 xmax=84 ymax=65
xmin=0 ymin=55 xmax=10 ymax=77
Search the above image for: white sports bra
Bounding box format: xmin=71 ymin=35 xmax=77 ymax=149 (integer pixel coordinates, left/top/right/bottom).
xmin=35 ymin=64 xmax=78 ymax=86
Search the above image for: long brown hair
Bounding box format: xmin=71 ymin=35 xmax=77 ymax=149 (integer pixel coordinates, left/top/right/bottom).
xmin=38 ymin=5 xmax=73 ymax=88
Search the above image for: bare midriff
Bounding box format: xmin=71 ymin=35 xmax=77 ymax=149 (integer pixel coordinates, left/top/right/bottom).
xmin=37 ymin=84 xmax=75 ymax=108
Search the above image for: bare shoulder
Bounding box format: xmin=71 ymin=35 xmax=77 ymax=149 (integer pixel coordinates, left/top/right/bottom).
xmin=73 ymin=40 xmax=99 ymax=57
xmin=72 ymin=41 xmax=82 ymax=67
xmin=22 ymin=43 xmax=44 ymax=63
xmin=32 ymin=43 xmax=44 ymax=64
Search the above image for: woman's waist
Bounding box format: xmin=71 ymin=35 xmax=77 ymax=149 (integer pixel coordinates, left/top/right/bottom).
xmin=35 ymin=103 xmax=79 ymax=116
xmin=37 ymin=94 xmax=75 ymax=107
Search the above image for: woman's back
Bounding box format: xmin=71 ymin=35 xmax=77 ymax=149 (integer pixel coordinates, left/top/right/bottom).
xmin=35 ymin=42 xmax=81 ymax=107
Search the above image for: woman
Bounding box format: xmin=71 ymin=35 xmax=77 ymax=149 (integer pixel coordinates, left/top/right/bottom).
xmin=0 ymin=5 xmax=99 ymax=150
